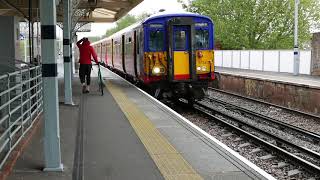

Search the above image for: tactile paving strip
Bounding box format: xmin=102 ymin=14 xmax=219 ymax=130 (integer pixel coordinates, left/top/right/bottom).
xmin=106 ymin=81 xmax=203 ymax=180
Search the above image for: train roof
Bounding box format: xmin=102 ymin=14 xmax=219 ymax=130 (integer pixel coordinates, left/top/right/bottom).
xmin=143 ymin=11 xmax=213 ymax=24
xmin=91 ymin=12 xmax=212 ymax=45
xmin=91 ymin=21 xmax=142 ymax=45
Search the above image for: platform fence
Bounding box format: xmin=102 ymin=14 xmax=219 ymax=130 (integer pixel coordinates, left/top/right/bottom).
xmin=214 ymin=50 xmax=312 ymax=75
xmin=0 ymin=64 xmax=42 ymax=169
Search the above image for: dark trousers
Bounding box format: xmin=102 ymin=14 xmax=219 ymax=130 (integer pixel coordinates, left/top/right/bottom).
xmin=79 ymin=64 xmax=92 ymax=85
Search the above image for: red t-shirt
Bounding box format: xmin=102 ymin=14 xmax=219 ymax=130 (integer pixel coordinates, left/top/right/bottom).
xmin=77 ymin=40 xmax=98 ymax=64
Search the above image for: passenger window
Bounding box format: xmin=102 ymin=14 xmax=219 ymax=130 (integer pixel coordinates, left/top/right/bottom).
xmin=174 ymin=30 xmax=186 ymax=50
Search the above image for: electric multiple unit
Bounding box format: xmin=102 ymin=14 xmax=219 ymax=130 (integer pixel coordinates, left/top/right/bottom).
xmin=92 ymin=12 xmax=215 ymax=102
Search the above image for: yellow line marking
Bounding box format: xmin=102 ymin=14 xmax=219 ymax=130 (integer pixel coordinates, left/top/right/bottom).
xmin=106 ymin=81 xmax=203 ymax=180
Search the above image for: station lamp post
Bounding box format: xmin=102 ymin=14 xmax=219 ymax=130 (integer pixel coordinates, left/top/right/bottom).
xmin=293 ymin=0 xmax=300 ymax=75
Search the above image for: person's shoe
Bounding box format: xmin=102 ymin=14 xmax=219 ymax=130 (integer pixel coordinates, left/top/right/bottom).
xmin=82 ymin=85 xmax=86 ymax=94
xmin=85 ymin=86 xmax=90 ymax=93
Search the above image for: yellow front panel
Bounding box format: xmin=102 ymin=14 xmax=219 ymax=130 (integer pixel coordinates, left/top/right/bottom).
xmin=173 ymin=51 xmax=190 ymax=78
xmin=144 ymin=52 xmax=168 ymax=76
xmin=196 ymin=50 xmax=214 ymax=74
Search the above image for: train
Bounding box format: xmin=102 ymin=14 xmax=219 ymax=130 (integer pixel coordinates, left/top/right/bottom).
xmin=92 ymin=12 xmax=215 ymax=103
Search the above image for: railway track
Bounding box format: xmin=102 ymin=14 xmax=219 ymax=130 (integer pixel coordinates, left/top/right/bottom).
xmin=192 ymin=100 xmax=320 ymax=179
xmin=208 ymin=87 xmax=320 ymax=121
xmin=205 ymin=96 xmax=320 ymax=144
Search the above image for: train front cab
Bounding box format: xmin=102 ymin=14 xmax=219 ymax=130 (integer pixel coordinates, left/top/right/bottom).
xmin=143 ymin=14 xmax=215 ymax=100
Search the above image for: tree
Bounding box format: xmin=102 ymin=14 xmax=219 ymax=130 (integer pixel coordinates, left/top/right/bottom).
xmin=105 ymin=15 xmax=137 ymax=36
xmin=180 ymin=0 xmax=320 ymax=49
xmin=105 ymin=13 xmax=151 ymax=37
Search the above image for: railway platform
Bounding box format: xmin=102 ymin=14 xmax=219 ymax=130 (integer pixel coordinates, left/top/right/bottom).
xmin=214 ymin=67 xmax=320 ymax=115
xmin=5 ymin=67 xmax=274 ymax=180
xmin=215 ymin=67 xmax=320 ymax=88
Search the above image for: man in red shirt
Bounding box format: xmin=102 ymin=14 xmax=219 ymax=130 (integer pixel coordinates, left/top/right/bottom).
xmin=77 ymin=37 xmax=99 ymax=93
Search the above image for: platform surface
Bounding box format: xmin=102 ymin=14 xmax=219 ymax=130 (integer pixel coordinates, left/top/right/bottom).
xmin=7 ymin=67 xmax=273 ymax=180
xmin=216 ymin=67 xmax=320 ymax=88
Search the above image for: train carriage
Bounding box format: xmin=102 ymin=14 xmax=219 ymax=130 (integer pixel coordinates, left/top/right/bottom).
xmin=92 ymin=12 xmax=215 ymax=102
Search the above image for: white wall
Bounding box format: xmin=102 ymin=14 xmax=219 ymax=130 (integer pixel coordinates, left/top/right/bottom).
xmin=215 ymin=50 xmax=311 ymax=75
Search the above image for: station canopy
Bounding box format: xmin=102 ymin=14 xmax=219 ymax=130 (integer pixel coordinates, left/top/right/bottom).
xmin=0 ymin=0 xmax=143 ymax=23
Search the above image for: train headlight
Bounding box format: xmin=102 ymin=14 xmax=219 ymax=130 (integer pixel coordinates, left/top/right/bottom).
xmin=153 ymin=67 xmax=161 ymax=74
xmin=201 ymin=66 xmax=207 ymax=71
xmin=152 ymin=66 xmax=165 ymax=75
xmin=197 ymin=67 xmax=201 ymax=71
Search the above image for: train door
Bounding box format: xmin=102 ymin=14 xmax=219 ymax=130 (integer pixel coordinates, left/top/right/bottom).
xmin=134 ymin=30 xmax=138 ymax=77
xmin=172 ymin=26 xmax=191 ymax=80
xmin=136 ymin=28 xmax=144 ymax=79
xmin=111 ymin=39 xmax=114 ymax=67
xmin=100 ymin=43 xmax=103 ymax=61
xmin=168 ymin=18 xmax=196 ymax=81
xmin=122 ymin=35 xmax=126 ymax=73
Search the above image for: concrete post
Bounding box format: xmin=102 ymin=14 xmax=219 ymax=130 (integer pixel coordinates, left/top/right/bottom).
xmin=231 ymin=51 xmax=234 ymax=68
xmin=293 ymin=0 xmax=300 ymax=75
xmin=311 ymin=33 xmax=320 ymax=76
xmin=74 ymin=35 xmax=79 ymax=73
xmin=63 ymin=0 xmax=73 ymax=105
xmin=262 ymin=51 xmax=265 ymax=71
xmin=0 ymin=16 xmax=19 ymax=73
xmin=239 ymin=51 xmax=242 ymax=68
xmin=278 ymin=51 xmax=281 ymax=72
xmin=70 ymin=43 xmax=74 ymax=78
xmin=40 ymin=0 xmax=63 ymax=171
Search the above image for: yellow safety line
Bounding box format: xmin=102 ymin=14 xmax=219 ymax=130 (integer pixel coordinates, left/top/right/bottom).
xmin=106 ymin=81 xmax=203 ymax=180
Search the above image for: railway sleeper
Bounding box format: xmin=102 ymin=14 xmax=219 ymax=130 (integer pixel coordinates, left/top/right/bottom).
xmin=259 ymin=154 xmax=275 ymax=160
xmin=287 ymin=169 xmax=301 ymax=177
xmin=276 ymin=162 xmax=289 ymax=168
xmin=238 ymin=142 xmax=252 ymax=148
xmin=250 ymin=148 xmax=263 ymax=154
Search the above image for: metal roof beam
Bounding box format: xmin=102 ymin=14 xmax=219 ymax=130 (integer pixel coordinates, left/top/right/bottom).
xmin=77 ymin=17 xmax=114 ymax=23
xmin=0 ymin=0 xmax=39 ymax=9
xmin=78 ymin=0 xmax=130 ymax=9
xmin=114 ymin=0 xmax=141 ymax=20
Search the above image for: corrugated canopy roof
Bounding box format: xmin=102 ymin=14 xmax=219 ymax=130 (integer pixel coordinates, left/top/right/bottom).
xmin=0 ymin=0 xmax=143 ymax=23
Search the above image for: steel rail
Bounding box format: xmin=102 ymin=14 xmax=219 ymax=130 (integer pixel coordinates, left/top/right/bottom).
xmin=206 ymin=96 xmax=320 ymax=143
xmin=194 ymin=101 xmax=320 ymax=175
xmin=208 ymin=87 xmax=320 ymax=120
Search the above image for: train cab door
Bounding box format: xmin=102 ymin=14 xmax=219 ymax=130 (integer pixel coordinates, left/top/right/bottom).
xmin=168 ymin=18 xmax=196 ymax=82
xmin=172 ymin=26 xmax=191 ymax=81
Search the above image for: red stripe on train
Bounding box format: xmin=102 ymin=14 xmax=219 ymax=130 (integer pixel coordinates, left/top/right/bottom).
xmin=174 ymin=74 xmax=190 ymax=80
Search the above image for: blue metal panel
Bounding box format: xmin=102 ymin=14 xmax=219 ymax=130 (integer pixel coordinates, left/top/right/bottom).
xmin=143 ymin=12 xmax=213 ymax=24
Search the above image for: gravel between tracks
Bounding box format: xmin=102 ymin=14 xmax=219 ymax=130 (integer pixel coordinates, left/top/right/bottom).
xmin=176 ymin=109 xmax=315 ymax=179
xmin=207 ymin=90 xmax=320 ymax=134
xmin=200 ymin=99 xmax=320 ymax=154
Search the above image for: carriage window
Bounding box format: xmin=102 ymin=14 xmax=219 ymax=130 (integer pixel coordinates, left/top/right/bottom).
xmin=174 ymin=30 xmax=186 ymax=50
xmin=149 ymin=30 xmax=164 ymax=51
xmin=195 ymin=29 xmax=209 ymax=49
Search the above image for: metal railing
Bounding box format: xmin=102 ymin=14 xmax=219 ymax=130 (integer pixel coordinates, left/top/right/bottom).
xmin=0 ymin=65 xmax=42 ymax=169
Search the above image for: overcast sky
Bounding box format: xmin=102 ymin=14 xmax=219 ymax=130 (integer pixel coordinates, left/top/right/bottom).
xmin=77 ymin=0 xmax=186 ymax=38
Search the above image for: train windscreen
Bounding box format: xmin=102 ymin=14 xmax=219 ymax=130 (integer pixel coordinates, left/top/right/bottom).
xmin=148 ymin=30 xmax=164 ymax=51
xmin=195 ymin=29 xmax=209 ymax=49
